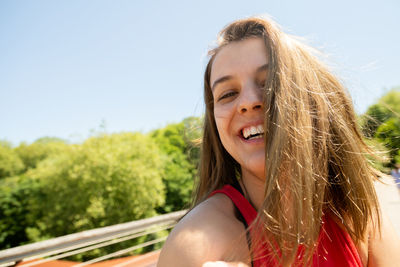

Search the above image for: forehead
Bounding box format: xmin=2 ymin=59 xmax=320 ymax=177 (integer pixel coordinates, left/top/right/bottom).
xmin=210 ymin=38 xmax=268 ymax=84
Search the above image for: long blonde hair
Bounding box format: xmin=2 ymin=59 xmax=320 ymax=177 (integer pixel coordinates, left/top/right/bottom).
xmin=194 ymin=16 xmax=381 ymax=266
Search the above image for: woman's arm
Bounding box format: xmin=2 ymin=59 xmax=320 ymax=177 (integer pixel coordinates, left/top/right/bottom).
xmin=368 ymin=211 xmax=400 ymax=266
xmin=157 ymin=195 xmax=249 ymax=267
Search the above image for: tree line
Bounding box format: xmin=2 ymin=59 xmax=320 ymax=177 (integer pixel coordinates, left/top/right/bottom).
xmin=360 ymin=88 xmax=400 ymax=171
xmin=0 ymin=116 xmax=201 ymax=259
xmin=0 ymin=88 xmax=399 ymax=256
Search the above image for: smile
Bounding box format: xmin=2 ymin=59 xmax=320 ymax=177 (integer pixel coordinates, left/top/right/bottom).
xmin=241 ymin=124 xmax=264 ymax=140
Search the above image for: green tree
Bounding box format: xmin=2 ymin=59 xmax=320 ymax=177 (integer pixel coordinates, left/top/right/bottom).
xmin=151 ymin=117 xmax=202 ymax=213
xmin=395 ymin=150 xmax=400 ymax=164
xmin=26 ymin=133 xmax=165 ymax=238
xmin=0 ymin=132 xmax=166 ymax=254
xmin=360 ymin=88 xmax=400 ymax=168
xmin=375 ymin=117 xmax=400 ymax=165
xmin=151 ymin=123 xmax=193 ymax=213
xmin=14 ymin=138 xmax=67 ymax=171
xmin=361 ymin=88 xmax=400 ymax=137
xmin=0 ymin=175 xmax=41 ymax=248
xmin=0 ymin=118 xmax=204 ymax=252
xmin=0 ymin=142 xmax=24 ymax=179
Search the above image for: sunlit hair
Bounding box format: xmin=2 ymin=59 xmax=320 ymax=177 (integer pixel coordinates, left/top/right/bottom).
xmin=193 ymin=16 xmax=381 ymax=266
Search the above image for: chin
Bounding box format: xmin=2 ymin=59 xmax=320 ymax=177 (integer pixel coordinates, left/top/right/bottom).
xmin=243 ymin=157 xmax=265 ymax=180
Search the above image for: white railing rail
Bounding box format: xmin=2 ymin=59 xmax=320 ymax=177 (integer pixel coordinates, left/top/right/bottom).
xmin=0 ymin=210 xmax=186 ymax=267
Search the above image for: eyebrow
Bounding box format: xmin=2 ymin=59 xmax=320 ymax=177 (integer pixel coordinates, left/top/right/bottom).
xmin=211 ymin=75 xmax=233 ymax=92
xmin=257 ymin=63 xmax=269 ymax=73
xmin=211 ymin=63 xmax=269 ymax=91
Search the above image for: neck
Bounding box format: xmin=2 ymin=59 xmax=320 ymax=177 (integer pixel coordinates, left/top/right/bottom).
xmin=240 ymin=168 xmax=265 ymax=210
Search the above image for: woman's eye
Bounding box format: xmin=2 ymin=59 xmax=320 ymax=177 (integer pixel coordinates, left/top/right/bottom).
xmin=218 ymin=91 xmax=237 ymax=101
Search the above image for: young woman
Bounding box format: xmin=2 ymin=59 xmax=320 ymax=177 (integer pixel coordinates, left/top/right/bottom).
xmin=157 ymin=16 xmax=400 ymax=267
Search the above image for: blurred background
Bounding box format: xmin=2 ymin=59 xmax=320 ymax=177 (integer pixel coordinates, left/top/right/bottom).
xmin=0 ymin=0 xmax=399 ymax=265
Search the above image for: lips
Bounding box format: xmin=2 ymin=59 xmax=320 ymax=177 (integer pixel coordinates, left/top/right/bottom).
xmin=241 ymin=124 xmax=264 ymax=140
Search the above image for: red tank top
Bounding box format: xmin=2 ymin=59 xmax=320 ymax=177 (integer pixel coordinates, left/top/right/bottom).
xmin=209 ymin=185 xmax=363 ymax=267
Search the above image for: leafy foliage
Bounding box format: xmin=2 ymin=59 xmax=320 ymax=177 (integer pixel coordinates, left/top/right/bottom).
xmin=361 ymin=88 xmax=400 ymax=138
xmin=375 ymin=117 xmax=400 ymax=165
xmin=0 ymin=143 xmax=24 ymax=179
xmin=14 ymin=138 xmax=67 ymax=171
xmin=0 ymin=175 xmax=41 ymax=248
xmin=151 ymin=116 xmax=202 ymax=213
xmin=360 ymin=88 xmax=400 ymax=167
xmin=27 ymin=133 xmax=166 ymax=238
xmin=0 ymin=132 xmax=168 ymax=253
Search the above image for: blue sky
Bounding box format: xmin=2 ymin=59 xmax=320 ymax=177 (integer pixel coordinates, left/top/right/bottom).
xmin=1 ymin=0 xmax=399 ymax=145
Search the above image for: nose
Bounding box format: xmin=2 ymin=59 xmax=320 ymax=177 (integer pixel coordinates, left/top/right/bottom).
xmin=237 ymin=83 xmax=263 ymax=114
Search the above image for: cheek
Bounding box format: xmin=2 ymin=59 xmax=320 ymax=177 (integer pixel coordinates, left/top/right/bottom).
xmin=214 ymin=117 xmax=227 ymax=142
xmin=213 ymin=101 xmax=235 ymax=119
xmin=214 ymin=107 xmax=227 ymax=134
xmin=214 ymin=103 xmax=236 ymax=149
xmin=214 ymin=117 xmax=232 ymax=153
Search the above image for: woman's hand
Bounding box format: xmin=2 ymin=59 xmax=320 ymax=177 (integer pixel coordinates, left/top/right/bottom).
xmin=202 ymin=261 xmax=249 ymax=267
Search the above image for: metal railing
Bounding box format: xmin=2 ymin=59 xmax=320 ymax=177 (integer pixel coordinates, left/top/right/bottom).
xmin=0 ymin=210 xmax=186 ymax=267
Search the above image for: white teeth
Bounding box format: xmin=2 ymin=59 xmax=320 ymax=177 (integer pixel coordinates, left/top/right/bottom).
xmin=257 ymin=125 xmax=263 ymax=133
xmin=242 ymin=124 xmax=264 ymax=139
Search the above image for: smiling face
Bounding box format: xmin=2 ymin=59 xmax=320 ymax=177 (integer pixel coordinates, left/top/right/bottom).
xmin=210 ymin=38 xmax=268 ymax=181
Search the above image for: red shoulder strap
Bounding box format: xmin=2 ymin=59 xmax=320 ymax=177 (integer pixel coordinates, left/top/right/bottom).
xmin=209 ymin=184 xmax=258 ymax=226
xmin=209 ymin=185 xmax=274 ymax=267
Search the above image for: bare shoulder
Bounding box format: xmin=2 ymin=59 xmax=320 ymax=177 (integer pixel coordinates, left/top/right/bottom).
xmin=367 ymin=209 xmax=400 ymax=266
xmin=157 ymin=193 xmax=249 ymax=267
